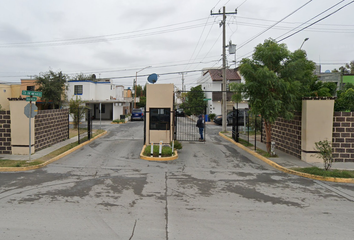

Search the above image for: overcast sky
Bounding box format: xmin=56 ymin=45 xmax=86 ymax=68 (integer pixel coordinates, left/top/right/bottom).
xmin=1 ymin=0 xmax=353 ymax=90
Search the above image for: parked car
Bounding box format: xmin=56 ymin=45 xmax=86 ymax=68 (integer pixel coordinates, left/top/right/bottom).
xmin=176 ymin=108 xmax=185 ymax=117
xmin=213 ymin=109 xmax=247 ymax=126
xmin=131 ymin=108 xmax=144 ymax=121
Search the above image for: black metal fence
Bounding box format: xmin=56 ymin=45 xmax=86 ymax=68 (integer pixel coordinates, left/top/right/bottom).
xmin=231 ymin=108 xmax=263 ymax=150
xmin=77 ymin=107 xmax=93 ymax=144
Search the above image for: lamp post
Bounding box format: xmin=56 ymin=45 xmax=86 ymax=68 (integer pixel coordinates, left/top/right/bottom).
xmin=299 ymin=38 xmax=309 ymax=49
xmin=134 ymin=66 xmax=151 ymax=108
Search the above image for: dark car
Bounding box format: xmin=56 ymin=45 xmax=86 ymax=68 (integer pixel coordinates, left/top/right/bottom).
xmin=131 ymin=108 xmax=144 ymax=121
xmin=213 ymin=109 xmax=247 ymax=126
xmin=176 ymin=108 xmax=185 ymax=117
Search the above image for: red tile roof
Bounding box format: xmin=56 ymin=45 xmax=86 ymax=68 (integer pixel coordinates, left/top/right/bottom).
xmin=205 ymin=68 xmax=241 ymax=81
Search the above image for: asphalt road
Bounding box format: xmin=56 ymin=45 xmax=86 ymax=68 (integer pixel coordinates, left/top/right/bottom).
xmin=1 ymin=121 xmax=354 ymax=240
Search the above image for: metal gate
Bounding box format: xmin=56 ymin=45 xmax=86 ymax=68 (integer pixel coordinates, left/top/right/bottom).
xmin=174 ymin=106 xmax=206 ymax=141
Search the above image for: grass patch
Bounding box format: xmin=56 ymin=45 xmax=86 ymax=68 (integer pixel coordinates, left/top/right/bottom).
xmin=143 ymin=145 xmax=174 ymax=157
xmin=239 ymin=138 xmax=253 ymax=147
xmin=292 ymin=167 xmax=354 ymax=178
xmin=112 ymin=119 xmax=126 ymax=123
xmin=69 ymin=128 xmax=87 ymax=138
xmin=0 ymin=160 xmax=44 ymax=168
xmin=0 ymin=129 xmax=105 ymax=168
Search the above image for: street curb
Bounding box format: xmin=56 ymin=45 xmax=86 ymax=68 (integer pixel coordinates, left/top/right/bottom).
xmin=0 ymin=131 xmax=108 ymax=172
xmin=139 ymin=145 xmax=178 ymax=161
xmin=219 ymin=132 xmax=354 ymax=184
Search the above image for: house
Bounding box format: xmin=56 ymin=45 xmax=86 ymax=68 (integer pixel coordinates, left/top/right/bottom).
xmin=66 ymin=79 xmax=133 ymax=121
xmin=197 ymin=68 xmax=247 ymax=115
xmin=0 ymin=82 xmax=21 ymax=110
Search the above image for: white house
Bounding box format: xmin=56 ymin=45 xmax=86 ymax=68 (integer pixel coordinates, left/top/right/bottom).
xmin=197 ymin=68 xmax=248 ymax=115
xmin=66 ymin=79 xmax=132 ymax=121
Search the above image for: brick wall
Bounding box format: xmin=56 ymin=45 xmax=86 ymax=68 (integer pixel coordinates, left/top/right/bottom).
xmin=262 ymin=113 xmax=302 ymax=159
xmin=0 ymin=111 xmax=11 ymax=154
xmin=332 ymin=112 xmax=354 ymax=162
xmin=35 ymin=109 xmax=69 ymax=151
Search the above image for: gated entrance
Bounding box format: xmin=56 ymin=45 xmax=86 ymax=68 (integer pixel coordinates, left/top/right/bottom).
xmin=174 ymin=106 xmax=206 ymax=141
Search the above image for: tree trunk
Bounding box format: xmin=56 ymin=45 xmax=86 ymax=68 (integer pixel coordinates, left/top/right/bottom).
xmin=264 ymin=121 xmax=272 ymax=154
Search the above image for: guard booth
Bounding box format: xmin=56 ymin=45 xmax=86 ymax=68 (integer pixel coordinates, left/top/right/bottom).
xmin=145 ymin=84 xmax=174 ymax=145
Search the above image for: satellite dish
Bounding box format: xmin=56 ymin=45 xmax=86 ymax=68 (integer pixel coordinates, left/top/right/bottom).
xmin=147 ymin=73 xmax=158 ymax=84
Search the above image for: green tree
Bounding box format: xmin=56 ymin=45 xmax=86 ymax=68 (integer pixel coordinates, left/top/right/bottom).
xmin=239 ymin=39 xmax=316 ymax=153
xmin=71 ymin=73 xmax=96 ymax=81
xmin=332 ymin=61 xmax=354 ymax=74
xmin=137 ymin=96 xmax=146 ymax=108
xmin=335 ymin=88 xmax=354 ymax=111
xmin=180 ymin=85 xmax=206 ymax=115
xmin=136 ymin=85 xmax=144 ymax=97
xmin=35 ymin=70 xmax=68 ymax=109
xmin=309 ymin=81 xmax=337 ymax=97
xmin=69 ymin=96 xmax=87 ymax=129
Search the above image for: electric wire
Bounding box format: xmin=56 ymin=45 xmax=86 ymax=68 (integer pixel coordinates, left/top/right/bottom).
xmin=276 ymin=0 xmax=346 ymax=40
xmin=0 ymin=18 xmax=212 ymax=48
xmin=237 ymin=0 xmax=313 ymax=50
xmin=277 ymin=0 xmax=354 ymax=42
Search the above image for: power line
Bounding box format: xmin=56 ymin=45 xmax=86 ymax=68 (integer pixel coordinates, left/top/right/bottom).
xmin=277 ymin=0 xmax=354 ymax=42
xmin=237 ymin=0 xmax=313 ymax=50
xmin=184 ymin=17 xmax=216 ymax=71
xmin=0 ymin=18 xmax=212 ymax=48
xmin=275 ymin=0 xmax=346 ymax=41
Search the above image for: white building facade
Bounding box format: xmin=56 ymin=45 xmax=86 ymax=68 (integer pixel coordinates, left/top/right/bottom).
xmin=197 ymin=68 xmax=248 ymax=115
xmin=67 ymin=79 xmax=132 ymax=121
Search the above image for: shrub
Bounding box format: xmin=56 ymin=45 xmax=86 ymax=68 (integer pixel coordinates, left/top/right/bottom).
xmin=172 ymin=140 xmax=182 ymax=150
xmin=112 ymin=119 xmax=125 ymax=123
xmin=313 ymin=140 xmax=333 ymax=170
xmin=209 ymin=113 xmax=216 ymax=121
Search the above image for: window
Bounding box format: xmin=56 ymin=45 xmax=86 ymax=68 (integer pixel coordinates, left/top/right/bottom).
xmin=74 ymin=85 xmax=83 ymax=95
xmin=27 ymin=86 xmax=35 ymax=91
xmin=150 ymin=108 xmax=170 ymax=130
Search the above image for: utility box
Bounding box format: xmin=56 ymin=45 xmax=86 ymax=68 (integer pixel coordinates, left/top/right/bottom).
xmin=145 ymin=84 xmax=174 ymax=145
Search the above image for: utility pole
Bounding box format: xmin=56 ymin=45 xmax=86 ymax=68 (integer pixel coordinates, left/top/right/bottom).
xmin=211 ymin=6 xmax=237 ymax=132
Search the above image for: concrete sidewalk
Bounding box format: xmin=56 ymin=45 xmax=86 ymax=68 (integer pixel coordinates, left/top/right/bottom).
xmin=0 ymin=136 xmax=82 ymax=161
xmin=224 ymin=132 xmax=354 ymax=171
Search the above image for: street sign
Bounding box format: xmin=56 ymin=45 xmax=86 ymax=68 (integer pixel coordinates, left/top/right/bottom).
xmin=26 ymin=97 xmax=37 ymax=102
xmin=203 ymin=98 xmax=212 ymax=101
xmin=24 ymin=103 xmax=38 ymax=118
xmin=22 ymin=90 xmax=42 ymax=97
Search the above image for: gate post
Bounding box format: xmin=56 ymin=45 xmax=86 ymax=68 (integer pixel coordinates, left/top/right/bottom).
xmin=87 ymin=108 xmax=91 ymax=140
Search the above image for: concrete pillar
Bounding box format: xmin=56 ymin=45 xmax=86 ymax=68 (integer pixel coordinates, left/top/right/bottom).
xmin=145 ymin=84 xmax=174 ymax=145
xmin=9 ymin=100 xmax=35 ymax=155
xmin=301 ymin=98 xmax=335 ymax=163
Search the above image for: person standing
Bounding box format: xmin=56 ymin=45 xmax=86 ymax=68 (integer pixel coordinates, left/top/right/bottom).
xmin=196 ymin=114 xmax=205 ymax=142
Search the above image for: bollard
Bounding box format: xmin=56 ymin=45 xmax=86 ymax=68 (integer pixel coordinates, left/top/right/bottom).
xmin=151 ymin=142 xmax=154 ymax=157
xmin=271 ymin=142 xmax=276 ymax=156
xmin=172 ymin=140 xmax=174 ymax=153
xmin=159 ymin=141 xmax=163 ymax=158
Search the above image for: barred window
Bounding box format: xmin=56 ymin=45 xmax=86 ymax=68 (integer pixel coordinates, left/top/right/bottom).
xmin=74 ymin=85 xmax=83 ymax=95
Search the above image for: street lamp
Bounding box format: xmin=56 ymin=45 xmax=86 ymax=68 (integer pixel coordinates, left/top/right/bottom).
xmin=299 ymin=38 xmax=309 ymax=49
xmin=134 ymin=66 xmax=151 ymax=108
